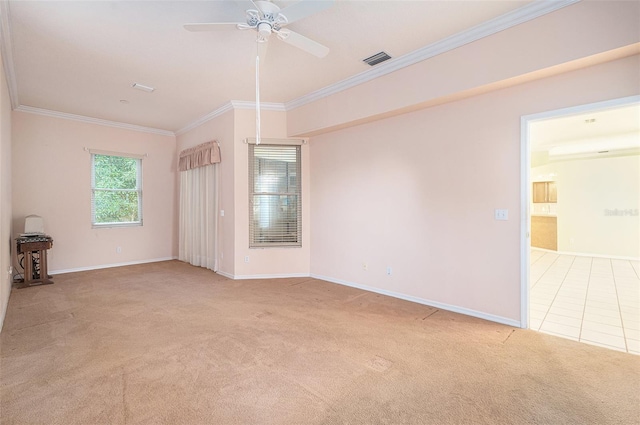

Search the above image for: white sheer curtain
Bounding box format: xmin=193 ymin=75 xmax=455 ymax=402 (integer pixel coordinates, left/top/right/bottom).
xmin=179 ymin=164 xmax=218 ymax=271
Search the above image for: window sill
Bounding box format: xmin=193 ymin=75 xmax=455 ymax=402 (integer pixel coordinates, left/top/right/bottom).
xmin=249 ymin=244 xmax=302 ymax=249
xmin=92 ymin=222 xmax=142 ymax=229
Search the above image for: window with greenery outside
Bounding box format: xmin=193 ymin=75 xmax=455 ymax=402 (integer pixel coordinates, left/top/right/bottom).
xmin=92 ymin=154 xmax=142 ymax=226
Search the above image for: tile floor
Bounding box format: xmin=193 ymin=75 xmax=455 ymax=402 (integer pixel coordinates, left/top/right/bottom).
xmin=530 ymin=249 xmax=640 ymax=354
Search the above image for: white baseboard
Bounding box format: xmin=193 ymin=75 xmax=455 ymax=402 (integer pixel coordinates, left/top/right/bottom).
xmin=532 ymin=247 xmax=639 ymax=261
xmin=50 ymin=257 xmax=178 ymax=275
xmin=557 ymin=251 xmax=639 ymax=261
xmin=50 ymin=261 xmax=520 ymax=327
xmin=215 ymin=270 xmax=234 ymax=279
xmin=221 ymin=272 xmax=311 ymax=280
xmin=311 ymin=274 xmax=521 ymax=328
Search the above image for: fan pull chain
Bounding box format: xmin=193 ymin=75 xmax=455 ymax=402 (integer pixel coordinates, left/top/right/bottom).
xmin=255 ymin=46 xmax=261 ymax=145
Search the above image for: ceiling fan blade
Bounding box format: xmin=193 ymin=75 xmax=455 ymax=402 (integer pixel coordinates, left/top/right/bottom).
xmin=234 ymin=0 xmax=260 ymax=13
xmin=280 ymin=30 xmax=329 ymax=58
xmin=278 ymin=0 xmax=335 ymax=24
xmin=184 ymin=22 xmax=243 ymax=32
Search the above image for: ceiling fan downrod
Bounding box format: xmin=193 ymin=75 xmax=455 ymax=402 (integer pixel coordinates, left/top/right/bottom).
xmin=255 ymin=43 xmax=261 ymax=145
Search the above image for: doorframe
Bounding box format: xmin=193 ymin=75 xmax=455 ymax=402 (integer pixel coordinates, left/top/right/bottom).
xmin=519 ymin=95 xmax=640 ymax=329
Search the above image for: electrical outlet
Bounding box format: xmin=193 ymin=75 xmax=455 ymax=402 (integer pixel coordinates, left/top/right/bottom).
xmin=494 ymin=209 xmax=509 ymax=221
xmin=220 ymin=210 xmax=225 ymax=217
xmin=386 ymin=266 xmax=393 ymax=276
xmin=362 ymin=263 xmax=368 ymax=271
xmin=244 ymin=256 xmax=250 ymax=263
xmin=116 ymin=246 xmax=122 ymax=254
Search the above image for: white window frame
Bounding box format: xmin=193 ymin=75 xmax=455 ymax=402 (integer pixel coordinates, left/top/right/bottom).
xmin=91 ymin=152 xmax=143 ymax=228
xmin=249 ymin=144 xmax=302 ymax=248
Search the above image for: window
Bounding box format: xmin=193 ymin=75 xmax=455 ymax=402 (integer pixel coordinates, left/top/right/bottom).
xmin=91 ymin=153 xmax=142 ymax=227
xmin=249 ymin=144 xmax=301 ymax=247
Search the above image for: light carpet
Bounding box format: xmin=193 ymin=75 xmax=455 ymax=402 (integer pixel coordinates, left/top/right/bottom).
xmin=1 ymin=260 xmax=638 ymax=424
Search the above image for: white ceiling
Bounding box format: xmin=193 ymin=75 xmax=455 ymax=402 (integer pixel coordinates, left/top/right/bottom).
xmin=530 ymin=103 xmax=640 ymax=153
xmin=8 ymin=0 xmax=534 ymax=133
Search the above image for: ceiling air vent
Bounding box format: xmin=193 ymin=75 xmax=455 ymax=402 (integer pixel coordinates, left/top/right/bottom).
xmin=363 ymin=51 xmax=392 ymax=66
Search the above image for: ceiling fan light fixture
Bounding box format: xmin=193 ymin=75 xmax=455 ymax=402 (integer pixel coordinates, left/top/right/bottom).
xmin=257 ymin=22 xmax=272 ymax=39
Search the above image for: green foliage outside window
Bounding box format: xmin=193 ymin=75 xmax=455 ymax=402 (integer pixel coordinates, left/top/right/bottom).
xmin=92 ymin=154 xmax=141 ymax=225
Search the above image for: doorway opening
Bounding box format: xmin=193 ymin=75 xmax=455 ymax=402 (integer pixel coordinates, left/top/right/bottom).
xmin=521 ymin=96 xmax=640 ymax=354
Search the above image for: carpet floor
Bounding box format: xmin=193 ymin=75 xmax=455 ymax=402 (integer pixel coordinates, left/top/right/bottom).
xmin=1 ymin=260 xmax=638 ymax=424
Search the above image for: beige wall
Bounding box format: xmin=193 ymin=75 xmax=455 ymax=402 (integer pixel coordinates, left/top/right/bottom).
xmin=309 ymin=56 xmax=640 ymax=324
xmin=288 ymin=1 xmax=640 ymax=137
xmin=533 ymin=154 xmax=640 ymax=258
xmin=558 ymin=155 xmax=639 ymax=258
xmin=12 ymin=112 xmax=176 ymax=272
xmin=177 ymin=109 xmax=311 ymax=278
xmin=233 ymin=109 xmax=310 ymax=277
xmin=0 ymin=49 xmax=12 ymax=330
xmin=2 ymin=0 xmax=637 ymax=328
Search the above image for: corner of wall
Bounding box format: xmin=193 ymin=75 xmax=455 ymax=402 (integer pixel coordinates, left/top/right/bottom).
xmin=231 ymin=109 xmax=311 ymax=277
xmin=0 ymin=49 xmax=12 ymax=332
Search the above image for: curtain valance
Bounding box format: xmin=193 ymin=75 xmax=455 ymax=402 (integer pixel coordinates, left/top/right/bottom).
xmin=178 ymin=141 xmax=221 ymax=171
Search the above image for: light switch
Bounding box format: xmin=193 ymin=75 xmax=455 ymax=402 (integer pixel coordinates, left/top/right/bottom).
xmin=494 ymin=209 xmax=509 ymax=221
xmin=220 ymin=210 xmax=225 ymax=217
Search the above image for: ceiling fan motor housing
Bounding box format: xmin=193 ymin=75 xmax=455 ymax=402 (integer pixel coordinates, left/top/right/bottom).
xmin=257 ymin=22 xmax=272 ymax=39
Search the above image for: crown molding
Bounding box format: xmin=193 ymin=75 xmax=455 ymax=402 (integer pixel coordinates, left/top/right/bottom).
xmin=230 ymin=100 xmax=286 ymax=111
xmin=15 ymin=100 xmax=288 ymax=138
xmin=284 ymin=0 xmax=581 ymax=111
xmin=160 ymin=0 xmax=581 ymax=134
xmin=175 ymin=102 xmax=234 ymax=136
xmin=5 ymin=0 xmax=580 ymax=135
xmin=15 ymin=105 xmax=175 ymax=137
xmin=0 ymin=0 xmax=19 ymax=109
xmin=176 ymin=100 xmax=286 ymax=136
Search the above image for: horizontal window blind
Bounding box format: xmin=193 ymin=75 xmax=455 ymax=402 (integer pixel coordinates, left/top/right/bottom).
xmin=249 ymin=144 xmax=301 ymax=247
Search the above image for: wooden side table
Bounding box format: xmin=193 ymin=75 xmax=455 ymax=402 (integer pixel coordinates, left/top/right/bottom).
xmin=15 ymin=236 xmax=54 ymax=288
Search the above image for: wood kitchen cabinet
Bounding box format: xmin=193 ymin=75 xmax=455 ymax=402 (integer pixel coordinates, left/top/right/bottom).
xmin=547 ymin=182 xmax=557 ymax=202
xmin=533 ymin=181 xmax=557 ymax=203
xmin=531 ymin=216 xmax=557 ymax=250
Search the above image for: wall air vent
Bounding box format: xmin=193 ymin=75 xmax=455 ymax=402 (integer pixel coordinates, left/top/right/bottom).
xmin=363 ymin=51 xmax=392 ymax=66
xmin=132 ymin=83 xmax=155 ymax=93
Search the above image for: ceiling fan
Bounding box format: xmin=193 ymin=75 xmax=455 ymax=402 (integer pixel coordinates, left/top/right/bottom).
xmin=184 ymin=0 xmax=334 ymax=58
xmin=184 ymin=0 xmax=334 ymax=144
